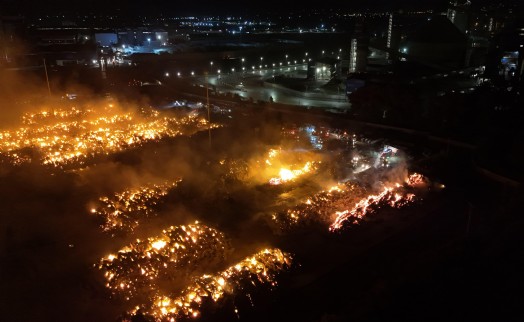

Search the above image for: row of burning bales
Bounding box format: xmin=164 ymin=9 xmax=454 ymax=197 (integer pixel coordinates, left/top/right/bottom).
xmin=88 ymin=149 xmax=426 ymax=321
xmin=0 ymin=104 xmax=212 ymax=167
xmin=0 ymin=105 xmax=429 ymax=321
xmin=89 ymin=147 xmax=306 ymax=321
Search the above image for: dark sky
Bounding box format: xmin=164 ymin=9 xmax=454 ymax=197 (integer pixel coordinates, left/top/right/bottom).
xmin=1 ymin=0 xmax=521 ymax=16
xmin=1 ymin=0 xmax=450 ymax=16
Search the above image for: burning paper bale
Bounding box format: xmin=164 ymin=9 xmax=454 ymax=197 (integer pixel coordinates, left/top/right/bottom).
xmin=0 ymin=105 xmax=212 ymax=168
xmin=129 ymin=248 xmax=292 ymax=321
xmin=90 ymin=180 xmax=182 ymax=233
xmin=98 ymin=222 xmax=231 ymax=300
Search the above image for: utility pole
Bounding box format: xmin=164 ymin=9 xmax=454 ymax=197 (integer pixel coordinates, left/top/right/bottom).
xmin=43 ymin=58 xmax=51 ymax=96
xmin=206 ymin=72 xmax=211 ymax=147
xmin=43 ymin=58 xmax=54 ymax=115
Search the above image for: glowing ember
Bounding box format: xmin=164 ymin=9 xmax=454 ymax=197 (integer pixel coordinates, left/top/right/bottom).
xmin=406 ymin=172 xmax=427 ymax=186
xmin=0 ymin=105 xmax=213 ymax=167
xmin=98 ymin=222 xmax=230 ymax=300
xmin=131 ymin=248 xmax=292 ymax=321
xmin=271 ymin=173 xmax=423 ymax=232
xmin=90 ymin=180 xmax=181 ymax=233
xmin=329 ymin=185 xmax=415 ymax=231
xmin=271 ymin=181 xmax=367 ymax=230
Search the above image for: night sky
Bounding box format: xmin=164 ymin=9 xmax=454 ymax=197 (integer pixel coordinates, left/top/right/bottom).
xmin=1 ymin=0 xmax=454 ymax=15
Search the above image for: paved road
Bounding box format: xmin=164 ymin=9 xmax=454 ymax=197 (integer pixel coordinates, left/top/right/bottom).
xmin=192 ymin=64 xmax=351 ymax=110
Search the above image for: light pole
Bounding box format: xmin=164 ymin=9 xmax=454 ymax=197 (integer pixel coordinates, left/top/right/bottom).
xmin=43 ymin=58 xmax=51 ymax=97
xmin=43 ymin=58 xmax=53 ymax=115
xmin=205 ymin=72 xmax=211 ymax=147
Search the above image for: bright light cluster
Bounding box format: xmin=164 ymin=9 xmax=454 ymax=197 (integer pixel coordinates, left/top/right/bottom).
xmin=98 ymin=222 xmax=230 ymax=300
xmin=91 ymin=180 xmax=182 ymax=233
xmin=0 ymin=105 xmax=210 ymax=167
xmin=135 ymin=248 xmax=292 ymax=321
xmin=264 ymin=148 xmax=320 ymax=185
xmin=269 ymin=161 xmax=314 ymax=185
